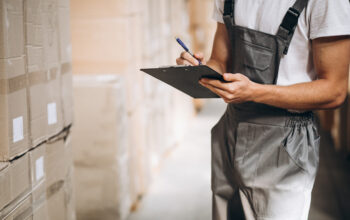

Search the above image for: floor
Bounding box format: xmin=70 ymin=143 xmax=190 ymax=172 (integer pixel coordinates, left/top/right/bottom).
xmin=128 ymin=99 xmax=350 ymax=220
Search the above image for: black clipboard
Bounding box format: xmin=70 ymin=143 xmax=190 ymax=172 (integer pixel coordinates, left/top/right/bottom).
xmin=140 ymin=65 xmax=225 ymax=98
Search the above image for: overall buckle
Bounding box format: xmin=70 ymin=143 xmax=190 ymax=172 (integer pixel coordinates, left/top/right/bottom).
xmin=224 ymin=0 xmax=233 ymax=16
xmin=281 ymin=8 xmax=301 ymax=34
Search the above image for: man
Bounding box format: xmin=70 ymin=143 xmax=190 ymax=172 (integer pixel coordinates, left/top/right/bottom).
xmin=176 ymin=0 xmax=350 ymax=219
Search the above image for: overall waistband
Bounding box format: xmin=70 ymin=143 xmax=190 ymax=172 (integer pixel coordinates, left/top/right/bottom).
xmin=227 ymin=103 xmax=315 ymax=127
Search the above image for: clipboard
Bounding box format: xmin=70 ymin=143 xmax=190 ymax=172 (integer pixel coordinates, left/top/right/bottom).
xmin=140 ymin=65 xmax=225 ymax=98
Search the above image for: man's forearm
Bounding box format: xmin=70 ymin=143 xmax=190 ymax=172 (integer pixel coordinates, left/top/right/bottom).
xmin=206 ymin=58 xmax=226 ymax=75
xmin=252 ymin=79 xmax=348 ymax=111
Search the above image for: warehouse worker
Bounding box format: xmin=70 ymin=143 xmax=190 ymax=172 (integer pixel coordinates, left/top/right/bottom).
xmin=176 ymin=0 xmax=350 ymax=219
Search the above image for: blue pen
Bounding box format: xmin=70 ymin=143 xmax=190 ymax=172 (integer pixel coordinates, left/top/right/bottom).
xmin=176 ymin=37 xmax=202 ymax=65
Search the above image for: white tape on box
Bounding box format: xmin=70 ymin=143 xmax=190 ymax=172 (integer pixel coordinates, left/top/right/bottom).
xmin=35 ymin=156 xmax=44 ymax=181
xmin=47 ymin=102 xmax=57 ymax=125
xmin=13 ymin=116 xmax=24 ymax=143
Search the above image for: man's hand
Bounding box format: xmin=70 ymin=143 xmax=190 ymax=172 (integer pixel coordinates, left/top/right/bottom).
xmin=199 ymin=73 xmax=256 ymax=103
xmin=176 ymin=52 xmax=206 ymax=66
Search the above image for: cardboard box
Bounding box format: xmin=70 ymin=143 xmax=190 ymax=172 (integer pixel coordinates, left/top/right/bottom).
xmin=29 ymin=130 xmax=74 ymax=220
xmin=44 ymin=131 xmax=75 ymax=220
xmin=73 ymin=75 xmax=131 ymax=219
xmin=29 ymin=144 xmax=46 ymax=207
xmin=25 ymin=0 xmax=47 ymax=147
xmin=71 ymin=17 xmax=136 ymax=75
xmin=27 ymin=68 xmax=64 ymax=147
xmin=60 ymin=63 xmax=74 ymax=127
xmin=46 ymin=67 xmax=64 ymax=138
xmin=0 ymin=194 xmax=32 ymax=220
xmin=47 ymin=168 xmax=75 ymax=220
xmin=72 ymin=75 xmax=128 ymax=166
xmin=70 ymin=0 xmax=143 ymax=19
xmin=32 ymin=200 xmax=48 ymax=220
xmin=0 ymin=74 xmax=30 ymax=161
xmin=45 ymin=133 xmax=71 ymax=189
xmin=0 ymin=0 xmax=25 ymax=59
xmin=58 ymin=1 xmax=72 ymax=64
xmin=74 ymin=165 xmax=129 ymax=220
xmin=0 ymin=153 xmax=31 ymax=211
xmin=127 ymin=107 xmax=150 ymax=203
xmin=0 ymin=0 xmax=30 ymax=161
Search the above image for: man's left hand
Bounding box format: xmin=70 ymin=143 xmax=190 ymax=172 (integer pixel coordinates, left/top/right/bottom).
xmin=199 ymin=73 xmax=256 ymax=103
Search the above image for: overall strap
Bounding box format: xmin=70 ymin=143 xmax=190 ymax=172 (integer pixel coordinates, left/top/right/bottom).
xmin=277 ymin=0 xmax=309 ymax=55
xmin=223 ymin=0 xmax=235 ymax=27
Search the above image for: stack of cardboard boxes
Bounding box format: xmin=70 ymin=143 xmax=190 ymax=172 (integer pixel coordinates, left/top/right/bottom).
xmin=0 ymin=0 xmax=74 ymax=219
xmin=71 ymin=0 xmax=195 ymax=219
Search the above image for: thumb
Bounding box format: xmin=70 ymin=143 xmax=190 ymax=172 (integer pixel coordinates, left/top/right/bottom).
xmin=223 ymin=73 xmax=240 ymax=82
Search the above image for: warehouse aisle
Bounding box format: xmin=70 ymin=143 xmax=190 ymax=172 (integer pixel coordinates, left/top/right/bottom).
xmin=128 ymin=99 xmax=227 ymax=220
xmin=128 ymin=100 xmax=350 ymax=220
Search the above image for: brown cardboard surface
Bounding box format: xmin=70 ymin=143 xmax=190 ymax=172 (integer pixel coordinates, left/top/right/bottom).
xmin=29 ymin=144 xmax=46 ymax=205
xmin=0 ymin=57 xmax=26 ymax=80
xmin=0 ymin=194 xmax=32 ymax=220
xmin=0 ymin=5 xmax=29 ymax=160
xmin=72 ymin=75 xmax=128 ymax=167
xmin=45 ymin=136 xmax=70 ymax=188
xmin=74 ymin=166 xmax=130 ymax=220
xmin=0 ymin=153 xmax=31 ymax=211
xmin=28 ymin=71 xmax=48 ymax=147
xmin=0 ymin=0 xmax=25 ymax=59
xmin=0 ymin=162 xmax=11 ymax=211
xmin=25 ymin=0 xmax=45 ymax=74
xmin=70 ymin=0 xmax=143 ymax=19
xmin=46 ymin=67 xmax=64 ymax=138
xmin=0 ymin=86 xmax=30 ymax=161
xmin=25 ymin=0 xmax=47 ymax=147
xmin=32 ymin=200 xmax=48 ymax=220
xmin=71 ymin=16 xmax=140 ymax=74
xmin=60 ymin=63 xmax=74 ymax=127
xmin=58 ymin=4 xmax=72 ymax=64
xmin=73 ymin=75 xmax=131 ymax=219
xmin=42 ymin=0 xmax=60 ymax=70
xmin=47 ymin=168 xmax=75 ymax=220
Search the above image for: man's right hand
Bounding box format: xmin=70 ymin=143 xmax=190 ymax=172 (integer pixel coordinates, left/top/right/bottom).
xmin=176 ymin=52 xmax=205 ymax=66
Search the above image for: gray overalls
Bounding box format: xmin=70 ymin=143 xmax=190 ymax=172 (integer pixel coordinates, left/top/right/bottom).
xmin=211 ymin=0 xmax=320 ymax=219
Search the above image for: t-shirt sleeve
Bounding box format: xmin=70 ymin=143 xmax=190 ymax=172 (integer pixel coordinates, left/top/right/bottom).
xmin=212 ymin=0 xmax=225 ymax=23
xmin=308 ymin=0 xmax=350 ymax=40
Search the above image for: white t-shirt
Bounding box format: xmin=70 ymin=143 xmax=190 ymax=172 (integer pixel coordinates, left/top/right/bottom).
xmin=213 ymin=0 xmax=350 ymax=86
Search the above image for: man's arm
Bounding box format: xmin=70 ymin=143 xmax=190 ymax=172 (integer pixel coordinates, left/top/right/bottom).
xmin=206 ymin=23 xmax=231 ymax=74
xmin=200 ymin=35 xmax=350 ymax=110
xmin=252 ymin=36 xmax=350 ymax=110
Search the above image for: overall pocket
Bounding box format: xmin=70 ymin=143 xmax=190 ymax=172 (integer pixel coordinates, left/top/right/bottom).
xmin=241 ymin=41 xmax=274 ymax=84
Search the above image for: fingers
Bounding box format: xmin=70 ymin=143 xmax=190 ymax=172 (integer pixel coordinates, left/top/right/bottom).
xmin=223 ymin=73 xmax=245 ymax=82
xmin=200 ymin=78 xmax=235 ymax=93
xmin=180 ymin=52 xmax=199 ymax=66
xmin=199 ymin=81 xmax=231 ymax=99
xmin=194 ymin=52 xmax=204 ymax=61
xmin=176 ymin=57 xmax=193 ymax=66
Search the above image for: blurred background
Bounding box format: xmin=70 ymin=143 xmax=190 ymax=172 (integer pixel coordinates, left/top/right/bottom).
xmin=0 ymin=0 xmax=349 ymax=220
